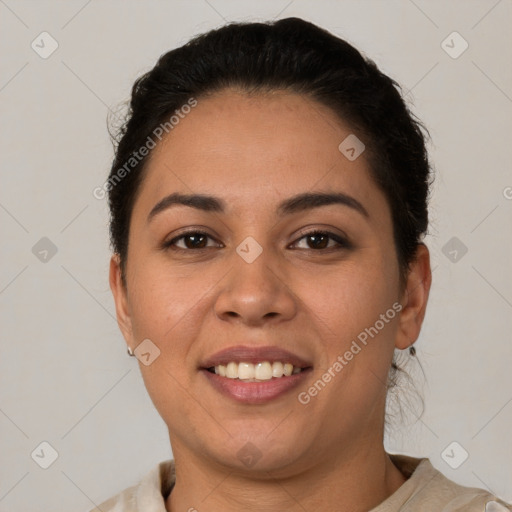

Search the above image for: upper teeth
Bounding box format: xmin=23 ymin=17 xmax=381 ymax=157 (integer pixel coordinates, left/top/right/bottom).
xmin=214 ymin=361 xmax=302 ymax=380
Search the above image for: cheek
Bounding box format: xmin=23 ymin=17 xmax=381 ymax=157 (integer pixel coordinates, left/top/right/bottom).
xmin=127 ymin=260 xmax=212 ymax=345
xmin=303 ymin=256 xmax=397 ymax=337
xmin=302 ymin=271 xmax=398 ymax=413
xmin=127 ymin=263 xmax=210 ymax=418
xmin=301 ymin=255 xmax=399 ymax=403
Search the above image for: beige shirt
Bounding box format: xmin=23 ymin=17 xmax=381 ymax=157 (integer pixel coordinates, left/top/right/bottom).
xmin=90 ymin=454 xmax=512 ymax=511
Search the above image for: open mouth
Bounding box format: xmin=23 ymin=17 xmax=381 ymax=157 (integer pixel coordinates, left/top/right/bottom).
xmin=200 ymin=346 xmax=313 ymax=402
xmin=206 ymin=361 xmax=309 ymax=381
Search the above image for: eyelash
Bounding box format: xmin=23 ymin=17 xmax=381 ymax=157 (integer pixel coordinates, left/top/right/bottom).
xmin=163 ymin=229 xmax=351 ymax=253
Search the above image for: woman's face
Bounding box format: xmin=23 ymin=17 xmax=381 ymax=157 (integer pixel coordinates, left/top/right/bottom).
xmin=110 ymin=89 xmax=430 ymax=474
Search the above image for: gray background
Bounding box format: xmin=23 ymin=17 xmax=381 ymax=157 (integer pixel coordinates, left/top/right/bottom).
xmin=1 ymin=1 xmax=511 ymax=510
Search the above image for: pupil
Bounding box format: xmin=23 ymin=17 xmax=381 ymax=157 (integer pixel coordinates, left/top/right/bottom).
xmin=186 ymin=234 xmax=206 ymax=249
xmin=309 ymin=234 xmax=327 ymax=249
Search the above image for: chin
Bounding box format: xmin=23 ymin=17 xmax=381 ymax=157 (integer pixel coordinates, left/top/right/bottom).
xmin=203 ymin=431 xmax=309 ymax=475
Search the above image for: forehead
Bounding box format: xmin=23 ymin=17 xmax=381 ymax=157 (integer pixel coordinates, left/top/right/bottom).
xmin=135 ymin=89 xmax=389 ymax=224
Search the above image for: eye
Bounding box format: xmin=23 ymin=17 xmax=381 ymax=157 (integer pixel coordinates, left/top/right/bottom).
xmin=163 ymin=229 xmax=350 ymax=253
xmin=163 ymin=230 xmax=222 ymax=251
xmin=291 ymin=230 xmax=350 ymax=251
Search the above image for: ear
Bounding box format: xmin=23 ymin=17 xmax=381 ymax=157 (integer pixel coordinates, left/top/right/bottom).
xmin=109 ymin=254 xmax=135 ymax=351
xmin=395 ymin=243 xmax=432 ymax=350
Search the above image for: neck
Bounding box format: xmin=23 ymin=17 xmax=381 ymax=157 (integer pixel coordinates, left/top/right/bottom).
xmin=165 ymin=440 xmax=406 ymax=512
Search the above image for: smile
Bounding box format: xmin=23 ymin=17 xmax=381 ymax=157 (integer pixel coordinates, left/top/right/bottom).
xmin=208 ymin=361 xmax=304 ymax=381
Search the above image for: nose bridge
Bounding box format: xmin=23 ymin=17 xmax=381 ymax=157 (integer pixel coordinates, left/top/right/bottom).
xmin=213 ymin=237 xmax=296 ymax=324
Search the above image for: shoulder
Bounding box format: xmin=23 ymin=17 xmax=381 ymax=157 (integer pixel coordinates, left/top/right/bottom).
xmin=88 ymin=460 xmax=175 ymax=512
xmin=88 ymin=484 xmax=138 ymax=512
xmin=387 ymin=453 xmax=512 ymax=512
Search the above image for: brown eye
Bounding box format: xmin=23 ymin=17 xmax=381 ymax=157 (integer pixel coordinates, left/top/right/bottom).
xmin=181 ymin=233 xmax=208 ymax=249
xmin=305 ymin=232 xmax=330 ymax=249
xmin=292 ymin=230 xmax=350 ymax=251
xmin=164 ymin=231 xmax=220 ymax=251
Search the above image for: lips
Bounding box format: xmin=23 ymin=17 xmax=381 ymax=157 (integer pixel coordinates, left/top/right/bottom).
xmin=199 ymin=345 xmax=313 ymax=404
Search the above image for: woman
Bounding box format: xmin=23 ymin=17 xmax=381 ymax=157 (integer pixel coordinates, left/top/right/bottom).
xmin=93 ymin=17 xmax=511 ymax=512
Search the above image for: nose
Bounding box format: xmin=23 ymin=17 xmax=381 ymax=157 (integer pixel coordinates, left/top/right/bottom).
xmin=213 ymin=246 xmax=297 ymax=327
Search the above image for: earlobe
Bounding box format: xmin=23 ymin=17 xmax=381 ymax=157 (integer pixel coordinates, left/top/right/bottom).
xmin=395 ymin=243 xmax=432 ymax=350
xmin=109 ymin=254 xmax=135 ymax=350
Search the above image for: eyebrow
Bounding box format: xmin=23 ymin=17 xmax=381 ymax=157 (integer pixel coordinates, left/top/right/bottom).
xmin=147 ymin=191 xmax=369 ymax=222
